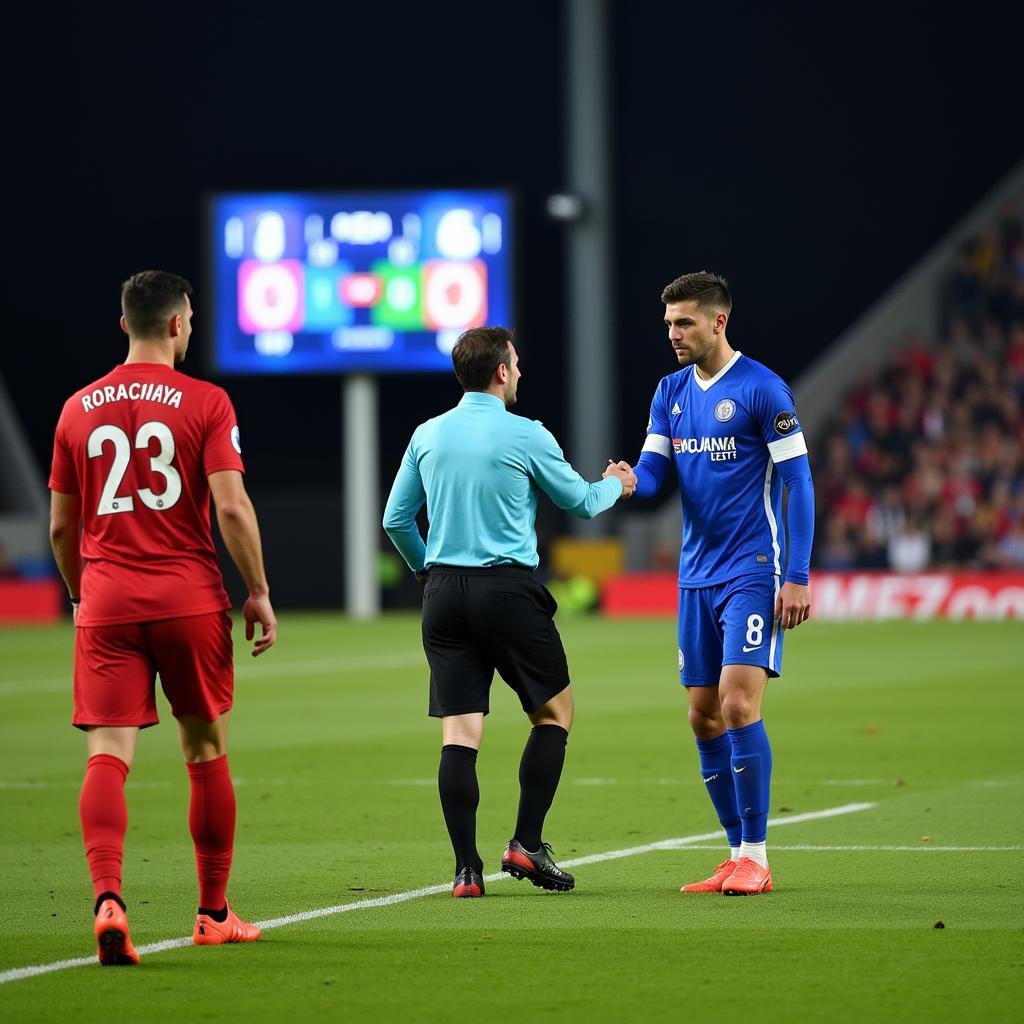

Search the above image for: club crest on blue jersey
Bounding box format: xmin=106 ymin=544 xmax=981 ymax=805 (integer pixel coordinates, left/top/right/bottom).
xmin=714 ymin=399 xmax=736 ymax=422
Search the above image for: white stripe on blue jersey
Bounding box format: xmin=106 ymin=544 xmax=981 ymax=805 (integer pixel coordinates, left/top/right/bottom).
xmin=642 ymin=433 xmax=672 ymax=458
xmin=761 ymin=457 xmax=782 ymax=576
xmin=644 ymin=352 xmax=806 ymax=588
xmin=769 ymin=575 xmax=781 ymax=672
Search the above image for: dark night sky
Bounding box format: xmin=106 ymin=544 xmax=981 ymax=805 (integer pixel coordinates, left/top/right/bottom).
xmin=6 ymin=0 xmax=1023 ymax=499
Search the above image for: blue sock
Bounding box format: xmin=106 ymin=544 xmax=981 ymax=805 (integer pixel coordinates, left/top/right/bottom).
xmin=727 ymin=720 xmax=773 ymax=844
xmin=695 ymin=733 xmax=742 ymax=848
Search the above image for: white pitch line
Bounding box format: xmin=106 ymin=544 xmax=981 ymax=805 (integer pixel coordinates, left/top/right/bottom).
xmin=0 ymin=801 xmax=873 ymax=987
xmin=677 ymin=844 xmax=1023 ymax=852
xmin=820 ymin=779 xmax=897 ymax=786
xmin=552 ymin=803 xmax=877 ymax=867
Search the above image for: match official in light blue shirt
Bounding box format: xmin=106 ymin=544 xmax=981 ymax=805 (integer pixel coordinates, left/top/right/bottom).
xmin=383 ymin=355 xmax=626 ymax=573
xmin=383 ymin=326 xmax=635 ymax=898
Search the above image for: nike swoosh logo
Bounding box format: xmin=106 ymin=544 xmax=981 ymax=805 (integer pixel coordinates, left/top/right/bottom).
xmin=742 ymin=645 xmax=762 ymax=652
xmin=733 ymin=766 xmax=746 ymax=773
xmin=702 ymin=774 xmax=718 ymax=783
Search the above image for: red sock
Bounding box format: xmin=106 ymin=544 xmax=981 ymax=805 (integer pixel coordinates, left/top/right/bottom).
xmin=186 ymin=755 xmax=236 ymax=910
xmin=79 ymin=754 xmax=130 ymax=902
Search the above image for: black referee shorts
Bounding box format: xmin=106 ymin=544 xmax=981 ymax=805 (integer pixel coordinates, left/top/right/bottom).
xmin=421 ymin=565 xmax=571 ymax=718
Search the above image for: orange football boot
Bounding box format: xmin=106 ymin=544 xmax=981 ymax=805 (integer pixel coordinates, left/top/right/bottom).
xmin=94 ymin=898 xmax=139 ymax=966
xmin=193 ymin=902 xmax=261 ymax=945
xmin=722 ymin=857 xmax=773 ymax=895
xmin=679 ymin=859 xmax=739 ymax=893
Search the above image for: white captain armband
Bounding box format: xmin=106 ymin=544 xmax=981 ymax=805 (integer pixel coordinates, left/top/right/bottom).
xmin=768 ymin=433 xmax=808 ymax=463
xmin=642 ymin=434 xmax=672 ymax=458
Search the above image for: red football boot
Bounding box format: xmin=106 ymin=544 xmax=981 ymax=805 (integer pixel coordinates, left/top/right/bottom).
xmin=95 ymin=898 xmax=139 ymax=966
xmin=679 ymin=859 xmax=739 ymax=893
xmin=722 ymin=857 xmax=773 ymax=895
xmin=193 ymin=902 xmax=261 ymax=945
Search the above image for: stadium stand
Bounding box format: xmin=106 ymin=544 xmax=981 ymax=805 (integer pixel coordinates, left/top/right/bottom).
xmin=0 ymin=371 xmax=49 ymax=571
xmin=0 ymin=371 xmax=62 ymax=621
xmin=813 ymin=207 xmax=1024 ymax=571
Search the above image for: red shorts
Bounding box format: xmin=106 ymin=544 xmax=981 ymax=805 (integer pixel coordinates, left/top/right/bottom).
xmin=73 ymin=611 xmax=234 ymax=729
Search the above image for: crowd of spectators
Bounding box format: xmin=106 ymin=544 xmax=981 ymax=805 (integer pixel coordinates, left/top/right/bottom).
xmin=813 ymin=204 xmax=1024 ymax=572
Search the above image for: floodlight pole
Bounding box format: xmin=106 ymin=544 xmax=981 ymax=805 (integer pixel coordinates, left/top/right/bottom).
xmin=566 ymin=0 xmax=613 ymax=537
xmin=342 ymin=373 xmax=380 ymax=618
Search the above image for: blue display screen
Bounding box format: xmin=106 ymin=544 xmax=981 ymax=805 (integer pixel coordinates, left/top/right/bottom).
xmin=207 ymin=191 xmax=513 ymax=374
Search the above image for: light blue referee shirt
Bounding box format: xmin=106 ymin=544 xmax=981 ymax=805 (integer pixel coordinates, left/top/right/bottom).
xmin=383 ymin=391 xmax=623 ymax=572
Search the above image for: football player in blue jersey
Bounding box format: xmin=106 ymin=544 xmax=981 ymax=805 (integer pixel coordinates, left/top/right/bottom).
xmin=608 ymin=271 xmax=814 ymax=895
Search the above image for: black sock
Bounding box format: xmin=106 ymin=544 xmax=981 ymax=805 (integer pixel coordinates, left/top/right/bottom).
xmin=514 ymin=724 xmax=568 ymax=852
xmin=94 ymin=891 xmax=126 ymax=915
xmin=438 ymin=744 xmax=483 ymax=874
xmin=198 ymin=904 xmax=229 ymax=922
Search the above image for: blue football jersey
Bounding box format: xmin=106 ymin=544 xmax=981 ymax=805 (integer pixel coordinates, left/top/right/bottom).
xmin=642 ymin=351 xmax=807 ymax=588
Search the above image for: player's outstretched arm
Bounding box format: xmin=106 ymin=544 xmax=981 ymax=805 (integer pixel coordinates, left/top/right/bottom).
xmin=208 ymin=470 xmax=277 ymax=656
xmin=49 ymin=490 xmax=83 ymax=619
xmin=526 ymin=423 xmax=623 ymax=519
xmin=629 ymin=381 xmax=673 ymax=499
xmin=630 ymin=449 xmax=670 ymax=498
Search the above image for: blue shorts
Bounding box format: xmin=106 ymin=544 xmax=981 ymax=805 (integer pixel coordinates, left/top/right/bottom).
xmin=677 ymin=575 xmax=783 ymax=686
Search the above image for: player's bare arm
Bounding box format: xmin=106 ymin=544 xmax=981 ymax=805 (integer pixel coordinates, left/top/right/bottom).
xmin=49 ymin=490 xmax=83 ymax=621
xmin=775 ymin=581 xmax=811 ymax=630
xmin=208 ymin=469 xmax=277 ymax=656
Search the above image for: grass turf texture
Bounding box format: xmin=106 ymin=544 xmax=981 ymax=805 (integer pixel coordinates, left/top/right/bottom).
xmin=0 ymin=614 xmax=1021 ymax=1022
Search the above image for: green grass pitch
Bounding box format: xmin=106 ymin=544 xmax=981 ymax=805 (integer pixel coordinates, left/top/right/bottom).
xmin=0 ymin=613 xmax=1021 ymax=1022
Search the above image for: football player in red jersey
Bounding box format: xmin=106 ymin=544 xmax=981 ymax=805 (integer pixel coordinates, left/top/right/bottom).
xmin=48 ymin=271 xmax=277 ymax=964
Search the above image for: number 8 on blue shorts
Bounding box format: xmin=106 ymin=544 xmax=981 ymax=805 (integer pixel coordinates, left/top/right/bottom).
xmin=677 ymin=575 xmax=783 ymax=686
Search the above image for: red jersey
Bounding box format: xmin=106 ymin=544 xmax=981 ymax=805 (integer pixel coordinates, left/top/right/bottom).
xmin=49 ymin=362 xmax=245 ymax=626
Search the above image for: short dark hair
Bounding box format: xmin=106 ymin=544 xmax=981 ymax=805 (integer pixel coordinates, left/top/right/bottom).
xmin=121 ymin=270 xmax=192 ymax=338
xmin=451 ymin=326 xmax=514 ymax=391
xmin=660 ymin=271 xmax=732 ymax=315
